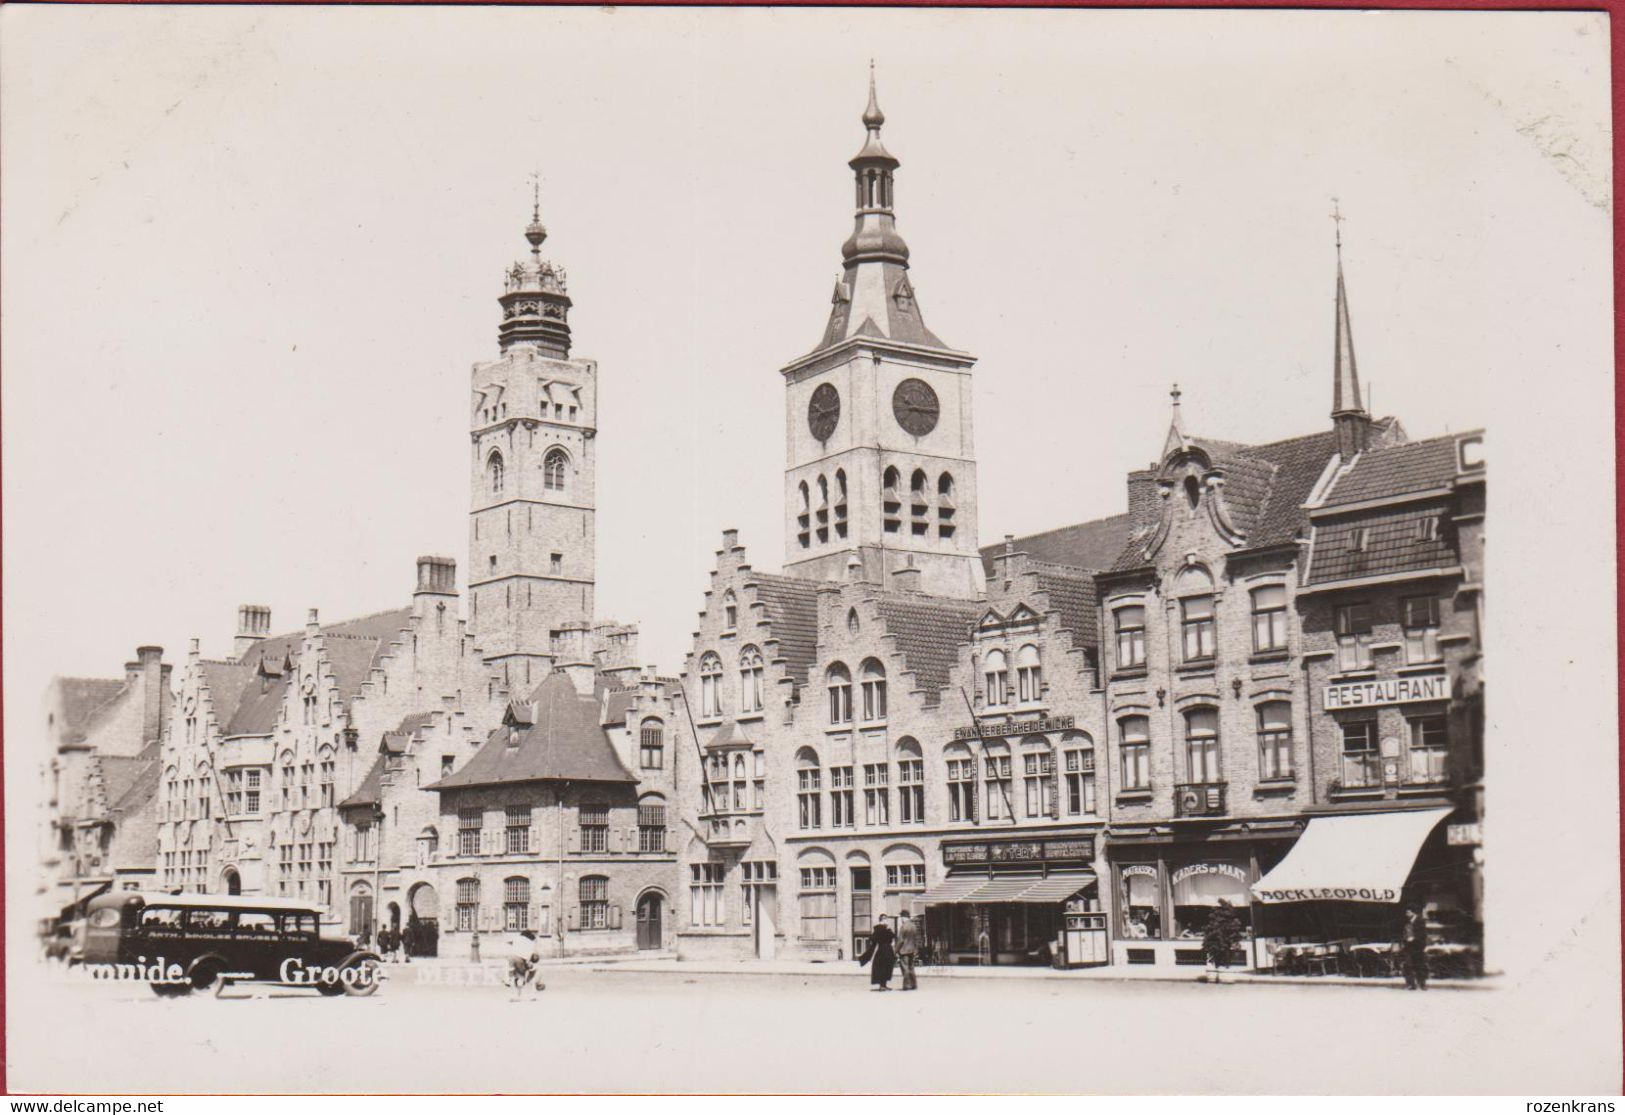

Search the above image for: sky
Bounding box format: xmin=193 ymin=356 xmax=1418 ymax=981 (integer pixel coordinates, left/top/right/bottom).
xmin=1 ymin=5 xmax=1610 ymax=699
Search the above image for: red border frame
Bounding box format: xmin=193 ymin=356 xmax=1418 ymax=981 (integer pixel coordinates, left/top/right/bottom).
xmin=2 ymin=0 xmax=1619 ymax=1097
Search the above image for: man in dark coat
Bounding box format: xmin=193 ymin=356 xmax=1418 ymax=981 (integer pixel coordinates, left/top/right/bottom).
xmin=860 ymin=916 xmax=897 ymax=990
xmin=1400 ymin=904 xmax=1430 ymax=990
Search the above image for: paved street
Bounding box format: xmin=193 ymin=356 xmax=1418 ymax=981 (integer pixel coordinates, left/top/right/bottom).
xmin=6 ymin=957 xmax=1610 ymax=1094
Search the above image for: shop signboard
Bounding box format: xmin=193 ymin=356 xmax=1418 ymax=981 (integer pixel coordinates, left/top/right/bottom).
xmin=1447 ymin=823 xmax=1482 ymax=846
xmin=1322 ymin=672 xmax=1448 ymax=711
xmin=941 ymin=835 xmax=1095 ymax=866
xmin=952 ymin=715 xmax=1076 ymax=742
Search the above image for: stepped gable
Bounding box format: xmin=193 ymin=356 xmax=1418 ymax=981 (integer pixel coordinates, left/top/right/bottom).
xmin=1028 ymin=562 xmax=1103 ymax=657
xmin=218 ymin=607 xmax=412 ymax=736
xmin=424 ymin=672 xmax=635 ymax=791
xmin=871 ymin=590 xmax=980 ymax=697
xmin=382 ymin=712 xmax=437 ymax=755
xmin=56 ymin=678 xmax=127 ymax=744
xmin=1322 ymin=431 xmax=1469 ymax=507
xmin=748 ymin=572 xmax=822 ymax=686
xmin=982 ymin=513 xmax=1135 ymax=578
xmin=197 ymin=660 xmax=251 ymax=728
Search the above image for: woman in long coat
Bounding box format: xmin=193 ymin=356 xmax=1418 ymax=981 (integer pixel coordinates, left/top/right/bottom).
xmin=861 ymin=916 xmax=898 ymax=990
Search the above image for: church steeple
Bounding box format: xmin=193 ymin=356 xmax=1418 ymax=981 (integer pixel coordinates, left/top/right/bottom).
xmin=1329 ymin=200 xmax=1370 ymax=460
xmin=814 ymin=66 xmax=947 ymax=354
xmin=497 ymin=181 xmax=573 ymax=357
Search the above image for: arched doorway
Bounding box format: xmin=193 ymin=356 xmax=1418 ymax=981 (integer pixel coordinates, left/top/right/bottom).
xmin=387 ymin=901 xmax=401 ymax=932
xmin=221 ymin=868 xmax=241 ymax=896
xmin=636 ymin=892 xmax=664 ymax=951
xmin=349 ymin=881 xmax=374 ymax=943
xmin=407 ymin=882 xmax=439 ymax=958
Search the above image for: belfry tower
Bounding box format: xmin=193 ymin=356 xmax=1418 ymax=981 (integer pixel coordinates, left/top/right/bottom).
xmin=467 ymin=194 xmax=599 ymax=688
xmin=780 ymin=70 xmax=983 ymax=598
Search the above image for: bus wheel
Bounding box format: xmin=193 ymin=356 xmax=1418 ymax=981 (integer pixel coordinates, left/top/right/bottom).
xmin=340 ymin=957 xmax=381 ymax=997
xmin=151 ymin=982 xmax=190 ymax=998
xmin=188 ymin=960 xmax=222 ymax=993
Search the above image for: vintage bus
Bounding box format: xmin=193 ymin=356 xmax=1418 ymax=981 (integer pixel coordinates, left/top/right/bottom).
xmin=82 ymin=891 xmax=382 ymax=997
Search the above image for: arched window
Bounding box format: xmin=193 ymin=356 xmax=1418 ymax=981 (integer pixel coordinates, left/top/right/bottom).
xmin=835 ymin=469 xmax=848 ymax=502
xmin=826 ymin=662 xmax=852 ymax=725
xmin=455 ymin=877 xmax=480 ymax=931
xmin=1256 ymin=702 xmax=1293 ymax=781
xmin=1021 ymin=737 xmax=1056 ymax=818
xmin=799 ymin=481 xmax=811 ymax=514
xmin=639 ymin=718 xmax=664 ymax=769
xmin=1119 ymin=716 xmax=1151 ymax=791
xmin=1184 ymin=707 xmax=1220 ymax=784
xmin=860 ymin=658 xmax=887 ymax=721
xmin=504 ymin=877 xmax=531 ymax=931
xmin=1177 ymin=568 xmax=1217 ymax=663
xmin=910 ymin=469 xmax=928 ymax=502
xmin=578 ymin=875 xmax=610 ymax=930
xmin=817 ymin=474 xmax=829 ymax=508
xmin=723 ymin=589 xmax=738 ymax=630
xmin=1184 ymin=475 xmax=1202 ymax=510
xmin=739 ymin=645 xmax=764 ymax=714
xmin=543 ymin=448 xmax=568 ymax=492
xmin=883 ymin=466 xmax=900 ymax=499
xmin=417 ymin=826 xmax=439 ymax=867
xmin=983 ymin=649 xmax=1009 ymax=708
xmin=732 ymin=753 xmax=748 ymax=812
xmin=945 ymin=742 xmax=977 ymax=823
xmin=834 ymin=470 xmax=848 ymax=538
xmin=1015 ymin=644 xmax=1042 ymax=703
xmin=487 ymin=451 xmax=505 ymax=495
xmin=895 ymin=738 xmax=924 ymax=824
xmin=796 ymin=748 xmax=823 ymax=830
xmin=698 ymin=653 xmax=724 ymax=718
xmin=1060 ymin=731 xmax=1097 ymax=816
xmin=937 ymin=472 xmax=954 ymax=501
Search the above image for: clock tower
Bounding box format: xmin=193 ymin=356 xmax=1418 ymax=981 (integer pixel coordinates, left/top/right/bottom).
xmin=781 ymin=71 xmax=982 ymax=598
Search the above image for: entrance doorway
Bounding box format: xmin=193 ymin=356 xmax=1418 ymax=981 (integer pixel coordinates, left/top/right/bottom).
xmin=850 ymin=867 xmax=873 ymax=959
xmin=350 ymin=889 xmax=374 ymax=943
xmin=407 ymin=882 xmax=439 ymax=958
xmin=222 ymin=868 xmax=241 ymax=896
xmin=635 ymin=892 xmax=663 ymax=951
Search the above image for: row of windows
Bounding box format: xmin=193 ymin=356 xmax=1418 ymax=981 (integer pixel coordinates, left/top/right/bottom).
xmin=1111 ymin=588 xmax=1443 ymax=671
xmin=1112 ymin=707 xmax=1449 ymax=790
xmin=796 ymin=470 xmax=851 ymax=547
xmin=697 ymin=648 xmax=766 ymax=718
xmin=795 ymin=740 xmax=1097 ymax=830
xmin=451 ymin=874 xmax=606 ymax=933
xmin=485 ymin=447 xmax=571 ymax=496
xmin=880 ymin=466 xmax=956 ymax=540
xmin=452 ymin=801 xmax=667 ymax=856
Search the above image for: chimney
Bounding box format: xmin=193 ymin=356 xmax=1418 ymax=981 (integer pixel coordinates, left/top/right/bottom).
xmin=721 ymin=528 xmax=739 ymax=551
xmin=889 ymin=557 xmax=923 ymax=594
xmin=234 ymin=605 xmax=271 ymax=660
xmin=306 ymin=607 xmax=320 ymax=634
xmin=1126 ymin=470 xmax=1160 ymax=519
xmin=415 ymin=555 xmax=457 ymax=597
xmin=137 ymin=646 xmax=164 ymax=745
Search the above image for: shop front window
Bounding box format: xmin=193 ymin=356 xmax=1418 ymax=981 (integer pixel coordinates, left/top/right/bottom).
xmin=798 ymin=865 xmax=837 ymax=940
xmin=1171 ymin=863 xmax=1252 ymax=939
xmin=1120 ymin=866 xmax=1161 ymax=940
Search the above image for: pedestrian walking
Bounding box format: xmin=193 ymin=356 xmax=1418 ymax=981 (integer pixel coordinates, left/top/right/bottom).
xmin=1400 ymin=904 xmax=1430 ymax=990
xmin=895 ymin=910 xmax=920 ymax=991
xmin=507 ymin=931 xmax=546 ymax=999
xmin=859 ymin=915 xmax=897 ymax=991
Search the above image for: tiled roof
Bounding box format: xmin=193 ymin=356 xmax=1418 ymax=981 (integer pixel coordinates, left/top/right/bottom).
xmin=339 ymin=754 xmax=386 ymax=810
xmin=55 ymin=678 xmax=127 ymax=743
xmin=873 ymin=592 xmax=981 ymax=695
xmin=219 ymin=608 xmax=411 ymax=737
xmin=983 ymin=513 xmax=1135 ymax=576
xmin=109 ymin=744 xmax=161 ymax=815
xmin=381 ymin=712 xmax=436 ymax=755
xmin=703 ymin=719 xmax=761 ymax=751
xmin=425 ymin=672 xmax=635 ymax=791
xmin=197 ymin=661 xmax=251 ymax=728
xmin=1323 ymin=433 xmax=1472 ymax=506
xmin=1227 ymin=429 xmax=1340 ymax=548
xmin=748 ymin=573 xmax=822 ymax=686
xmin=1307 ymin=502 xmax=1456 ymax=585
xmin=601 ymin=687 xmax=639 ymax=728
xmin=1030 ymin=564 xmax=1102 ymax=654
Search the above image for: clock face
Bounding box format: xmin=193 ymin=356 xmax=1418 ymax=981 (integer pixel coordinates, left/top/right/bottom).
xmin=808 ymin=383 xmax=841 ymax=442
xmin=892 ymin=378 xmax=940 ymax=437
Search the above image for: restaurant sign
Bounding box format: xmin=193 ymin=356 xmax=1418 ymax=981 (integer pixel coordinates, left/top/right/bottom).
xmin=1323 ymin=672 xmax=1448 ymax=711
xmin=942 ymin=836 xmax=1095 ymax=866
xmin=952 ymin=715 xmax=1076 ymax=742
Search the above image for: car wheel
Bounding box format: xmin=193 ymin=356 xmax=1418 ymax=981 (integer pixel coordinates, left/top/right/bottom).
xmin=151 ymin=981 xmax=190 ymax=998
xmin=340 ymin=957 xmax=381 ymax=997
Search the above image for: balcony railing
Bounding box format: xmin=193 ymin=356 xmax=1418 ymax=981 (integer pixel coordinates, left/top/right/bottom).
xmin=1173 ymin=782 xmax=1227 ymax=818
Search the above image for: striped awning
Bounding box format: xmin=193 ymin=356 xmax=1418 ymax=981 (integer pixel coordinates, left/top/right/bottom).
xmin=1008 ymin=872 xmax=1096 ymax=903
xmin=965 ymin=876 xmax=1044 ymax=902
xmin=914 ymin=875 xmax=989 ymax=905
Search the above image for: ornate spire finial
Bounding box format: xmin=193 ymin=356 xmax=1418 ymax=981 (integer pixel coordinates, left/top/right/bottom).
xmin=863 ymin=60 xmax=885 ymax=130
xmin=525 ymin=173 xmax=547 ymax=257
xmin=1331 ymin=196 xmax=1345 ymax=252
xmin=1330 ymin=200 xmax=1367 ymax=457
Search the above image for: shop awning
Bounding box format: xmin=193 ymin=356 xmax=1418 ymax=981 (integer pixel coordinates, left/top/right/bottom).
xmin=915 ymin=876 xmax=990 ymax=905
xmin=965 ymin=876 xmax=1043 ymax=902
xmin=1009 ymin=872 xmax=1096 ymax=903
xmin=1251 ymin=807 xmax=1452 ymax=905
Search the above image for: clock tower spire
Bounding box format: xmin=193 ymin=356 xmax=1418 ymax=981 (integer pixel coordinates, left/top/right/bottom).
xmin=780 ymin=69 xmax=982 ymax=599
